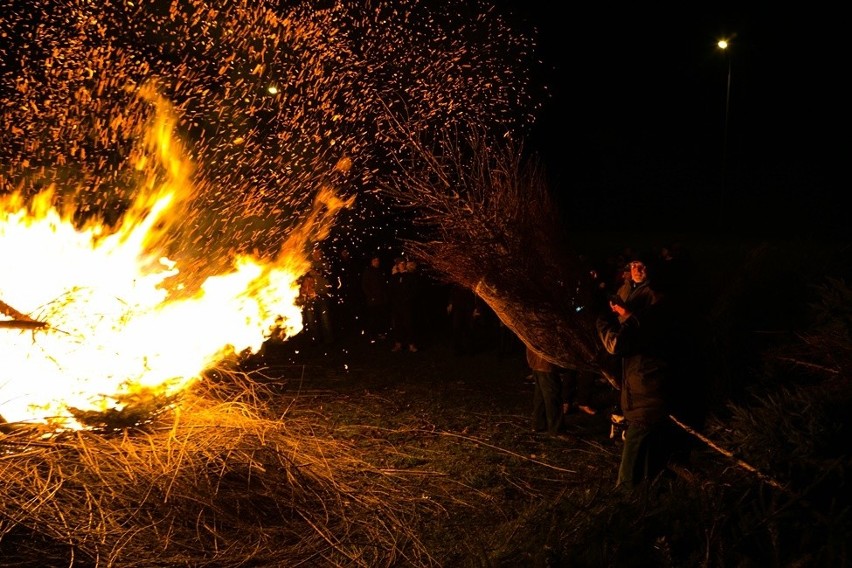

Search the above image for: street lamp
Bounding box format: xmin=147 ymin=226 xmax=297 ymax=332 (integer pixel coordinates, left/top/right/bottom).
xmin=717 ymin=38 xmax=732 ymax=221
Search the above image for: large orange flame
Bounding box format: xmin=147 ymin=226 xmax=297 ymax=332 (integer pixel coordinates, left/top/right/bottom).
xmin=0 ymin=86 xmax=351 ymax=429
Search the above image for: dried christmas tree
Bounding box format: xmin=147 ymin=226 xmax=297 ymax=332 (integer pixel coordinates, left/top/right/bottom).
xmin=380 ymin=126 xmax=603 ymax=372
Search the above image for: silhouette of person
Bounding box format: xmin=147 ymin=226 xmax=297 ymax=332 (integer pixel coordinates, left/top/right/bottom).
xmin=360 ymin=254 xmax=390 ymax=341
xmin=389 ymin=258 xmax=421 ymax=352
xmin=446 ymin=284 xmax=479 ymax=356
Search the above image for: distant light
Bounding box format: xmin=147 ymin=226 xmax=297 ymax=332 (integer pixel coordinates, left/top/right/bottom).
xmin=267 ymin=86 xmax=279 ymax=95
xmin=717 ymin=40 xmax=729 ymax=50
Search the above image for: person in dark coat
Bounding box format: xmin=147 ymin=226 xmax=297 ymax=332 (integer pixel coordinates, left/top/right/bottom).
xmin=360 ymin=254 xmax=390 ymax=341
xmin=527 ymin=345 xmax=563 ymax=436
xmin=297 ymin=267 xmax=334 ymax=345
xmin=597 ymin=258 xmax=674 ymax=489
xmin=389 ymin=258 xmax=421 ymax=352
xmin=446 ymin=284 xmax=479 ymax=356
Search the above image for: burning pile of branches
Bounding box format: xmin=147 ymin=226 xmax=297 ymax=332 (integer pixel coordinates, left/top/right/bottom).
xmin=0 ymin=370 xmax=441 ymax=567
xmin=381 ymin=127 xmax=602 ymax=371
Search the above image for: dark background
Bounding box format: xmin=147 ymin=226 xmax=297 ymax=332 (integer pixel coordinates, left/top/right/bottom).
xmin=1 ymin=2 xmax=845 ymax=244
xmin=505 ymin=3 xmax=846 ymax=239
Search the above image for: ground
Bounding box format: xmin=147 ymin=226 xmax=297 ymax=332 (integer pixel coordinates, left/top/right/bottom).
xmin=246 ymin=316 xmax=635 ymax=566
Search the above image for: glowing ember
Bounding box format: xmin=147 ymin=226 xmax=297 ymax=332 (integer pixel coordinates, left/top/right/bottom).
xmin=0 ymin=0 xmax=537 ymax=428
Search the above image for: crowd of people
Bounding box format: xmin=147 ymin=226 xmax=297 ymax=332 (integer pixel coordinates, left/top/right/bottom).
xmin=282 ymin=247 xmax=502 ymax=358
xmin=276 ymin=241 xmax=694 ymax=492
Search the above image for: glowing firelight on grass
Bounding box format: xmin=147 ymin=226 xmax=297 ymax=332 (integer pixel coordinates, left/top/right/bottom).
xmin=0 ymin=88 xmax=352 ymax=430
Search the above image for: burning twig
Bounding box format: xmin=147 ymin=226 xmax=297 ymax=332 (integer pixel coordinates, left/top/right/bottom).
xmin=0 ymin=300 xmax=48 ymax=330
xmin=0 ymin=320 xmax=48 ymax=330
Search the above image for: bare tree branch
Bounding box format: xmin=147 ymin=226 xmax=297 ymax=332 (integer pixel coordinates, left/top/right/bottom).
xmin=380 ymin=126 xmax=602 ymax=372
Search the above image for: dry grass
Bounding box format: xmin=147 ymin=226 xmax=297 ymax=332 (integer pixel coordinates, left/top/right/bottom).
xmin=0 ymin=365 xmax=449 ymax=567
xmin=4 ymin=267 xmax=849 ymax=567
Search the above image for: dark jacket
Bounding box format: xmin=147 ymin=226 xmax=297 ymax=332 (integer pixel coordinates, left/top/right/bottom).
xmin=597 ymin=292 xmax=670 ymax=427
xmin=390 ymin=269 xmax=420 ymax=310
xmin=361 ymin=265 xmax=389 ymax=306
xmin=618 ymin=278 xmax=656 ymax=313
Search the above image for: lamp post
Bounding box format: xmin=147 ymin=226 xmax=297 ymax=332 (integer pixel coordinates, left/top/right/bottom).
xmin=717 ymin=39 xmax=732 ymax=222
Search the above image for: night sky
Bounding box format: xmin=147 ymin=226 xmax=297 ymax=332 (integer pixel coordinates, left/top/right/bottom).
xmin=505 ymin=3 xmax=845 ymax=238
xmin=0 ymin=2 xmax=844 ymax=243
